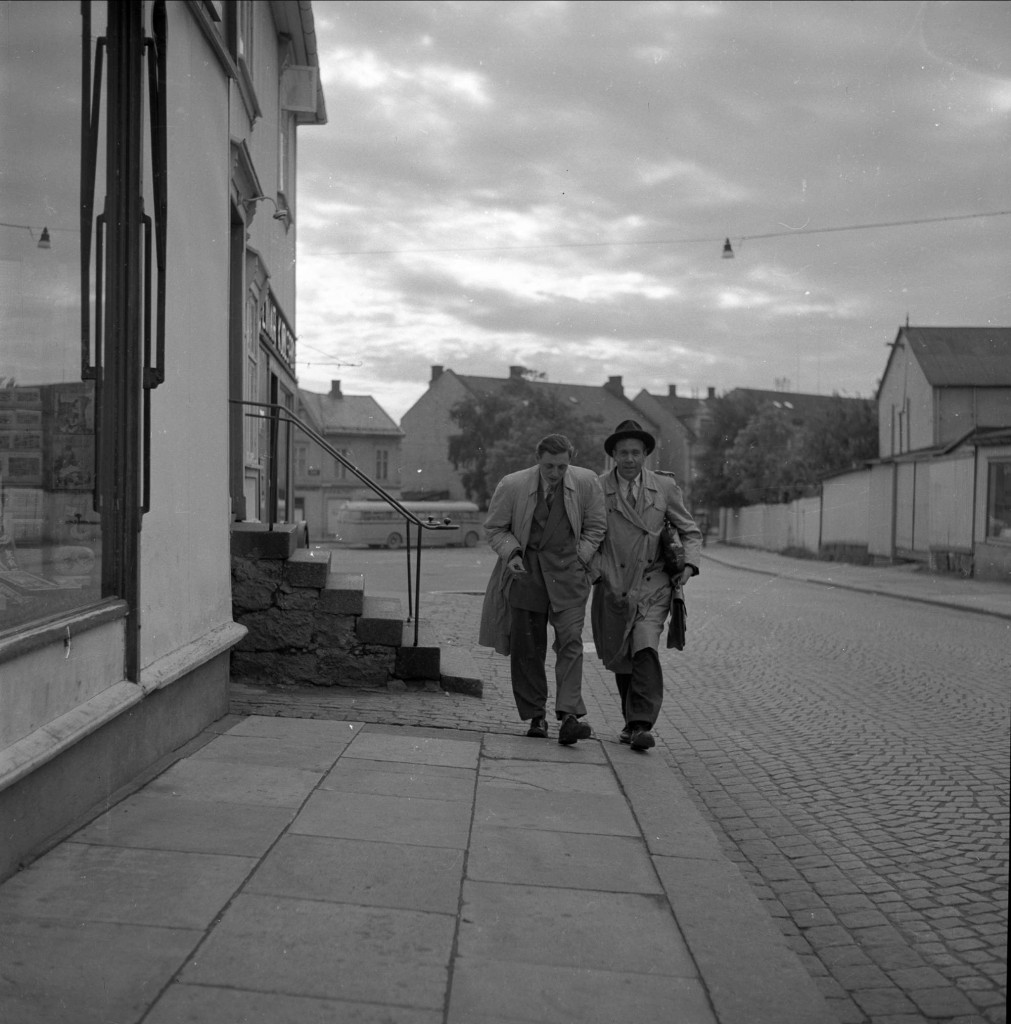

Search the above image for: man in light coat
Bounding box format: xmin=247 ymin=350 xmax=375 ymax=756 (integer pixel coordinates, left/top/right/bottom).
xmin=479 ymin=434 xmax=606 ymax=744
xmin=591 ymin=420 xmax=702 ymax=751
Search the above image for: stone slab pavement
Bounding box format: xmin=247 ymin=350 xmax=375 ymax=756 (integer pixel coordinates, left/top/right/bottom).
xmin=0 ymin=712 xmax=836 ymax=1024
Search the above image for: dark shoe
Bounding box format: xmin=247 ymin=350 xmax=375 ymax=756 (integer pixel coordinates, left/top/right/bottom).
xmin=630 ymin=726 xmax=655 ymax=751
xmin=526 ymin=716 xmax=548 ymax=738
xmin=557 ymin=713 xmax=592 ymax=745
xmin=619 ymin=726 xmax=632 ymax=745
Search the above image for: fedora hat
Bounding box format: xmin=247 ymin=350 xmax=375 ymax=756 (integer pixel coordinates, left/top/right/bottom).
xmin=604 ymin=419 xmax=656 ymax=456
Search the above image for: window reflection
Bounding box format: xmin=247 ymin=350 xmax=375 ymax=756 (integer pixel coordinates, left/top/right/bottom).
xmin=1 ymin=2 xmax=103 ymax=634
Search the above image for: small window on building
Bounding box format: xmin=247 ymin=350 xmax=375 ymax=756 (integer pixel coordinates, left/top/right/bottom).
xmin=376 ymin=449 xmax=389 ymax=481
xmin=294 ymin=444 xmax=307 ymax=477
xmin=986 ymin=461 xmax=1011 ymax=541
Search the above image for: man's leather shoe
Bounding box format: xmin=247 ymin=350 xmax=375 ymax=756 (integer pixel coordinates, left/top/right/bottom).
xmin=526 ymin=716 xmax=548 ymax=738
xmin=558 ymin=714 xmax=592 ymax=745
xmin=630 ymin=726 xmax=655 ymax=751
xmin=619 ymin=726 xmax=632 ymax=744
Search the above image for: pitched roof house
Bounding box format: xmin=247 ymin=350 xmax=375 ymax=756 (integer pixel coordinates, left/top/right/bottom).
xmin=632 ymin=385 xmax=714 ymax=501
xmin=399 ymin=366 xmax=665 ymax=504
xmin=295 ymin=381 xmax=404 ymax=539
xmin=877 ymin=326 xmax=1011 ymax=457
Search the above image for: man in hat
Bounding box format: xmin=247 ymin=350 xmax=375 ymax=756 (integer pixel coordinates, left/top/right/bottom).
xmin=590 ymin=420 xmax=702 ymax=751
xmin=479 ymin=433 xmax=606 ymax=744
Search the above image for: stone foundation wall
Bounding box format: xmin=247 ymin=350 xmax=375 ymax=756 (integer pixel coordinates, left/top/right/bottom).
xmin=230 ymin=554 xmax=394 ymax=688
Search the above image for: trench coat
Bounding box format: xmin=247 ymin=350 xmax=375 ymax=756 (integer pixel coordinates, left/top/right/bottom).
xmin=478 ymin=464 xmax=606 ymax=656
xmin=590 ymin=469 xmax=702 ymax=672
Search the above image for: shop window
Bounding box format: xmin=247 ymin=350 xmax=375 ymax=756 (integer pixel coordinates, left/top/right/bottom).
xmin=986 ymin=461 xmax=1011 ymax=541
xmin=1 ymin=3 xmax=104 ymax=635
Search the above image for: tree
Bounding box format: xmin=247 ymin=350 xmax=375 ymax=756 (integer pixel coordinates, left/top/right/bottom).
xmin=694 ymin=392 xmax=879 ymax=508
xmin=447 ymin=370 xmax=603 ymax=507
xmin=795 ymin=396 xmax=878 ymax=481
xmin=692 ymin=392 xmax=763 ymax=509
xmin=725 ymin=404 xmax=808 ymax=504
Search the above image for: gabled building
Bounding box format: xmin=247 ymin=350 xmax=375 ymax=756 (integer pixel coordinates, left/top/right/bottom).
xmin=871 ymin=326 xmax=1011 ymax=577
xmin=876 ymin=326 xmax=1011 ymax=457
xmin=633 ymin=384 xmax=716 ymax=504
xmin=400 ymin=366 xmax=661 ymax=505
xmin=294 ymin=381 xmax=404 ymax=540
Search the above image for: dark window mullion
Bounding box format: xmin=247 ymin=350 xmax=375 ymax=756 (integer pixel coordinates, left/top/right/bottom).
xmin=99 ymin=1 xmax=145 ymax=680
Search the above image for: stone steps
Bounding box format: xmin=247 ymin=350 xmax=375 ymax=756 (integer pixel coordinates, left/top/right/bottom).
xmin=230 ymin=527 xmax=482 ymax=695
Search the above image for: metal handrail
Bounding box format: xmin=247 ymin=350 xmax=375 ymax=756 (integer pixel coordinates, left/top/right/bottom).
xmin=231 ymin=399 xmax=458 ymax=645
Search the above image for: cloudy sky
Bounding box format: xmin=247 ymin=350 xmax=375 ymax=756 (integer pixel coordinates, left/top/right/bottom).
xmin=295 ymin=1 xmax=1010 ymax=421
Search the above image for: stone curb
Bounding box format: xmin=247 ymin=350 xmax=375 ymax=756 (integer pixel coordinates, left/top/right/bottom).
xmin=602 ymin=741 xmax=837 ymax=1024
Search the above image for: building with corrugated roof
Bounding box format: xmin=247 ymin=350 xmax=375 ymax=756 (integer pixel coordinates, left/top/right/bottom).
xmin=877 ymin=326 xmax=1011 ymax=457
xmin=295 ymin=381 xmax=404 ymax=540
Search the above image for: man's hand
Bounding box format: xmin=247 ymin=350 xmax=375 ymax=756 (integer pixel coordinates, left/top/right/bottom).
xmin=677 ymin=566 xmax=694 ymax=587
xmin=506 ymin=554 xmax=528 ymax=579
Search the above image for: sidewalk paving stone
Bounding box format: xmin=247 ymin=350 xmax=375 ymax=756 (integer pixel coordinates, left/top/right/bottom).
xmin=71 ymin=792 xmax=297 ymax=856
xmin=447 ymin=958 xmax=716 ymax=1024
xmin=467 ymin=824 xmax=663 ymax=893
xmin=292 ymin=787 xmax=474 ymax=848
xmin=458 ymin=879 xmax=697 ymax=975
xmin=145 ymin=986 xmax=444 ymax=1024
xmin=179 ymin=893 xmax=455 ymax=1008
xmin=320 ymin=757 xmax=476 ymax=800
xmin=0 ymin=842 xmax=254 ymax=929
xmin=244 ymin=833 xmax=466 ymax=913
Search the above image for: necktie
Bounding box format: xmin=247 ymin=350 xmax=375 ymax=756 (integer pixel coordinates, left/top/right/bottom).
xmin=626 ymin=481 xmax=635 ymax=506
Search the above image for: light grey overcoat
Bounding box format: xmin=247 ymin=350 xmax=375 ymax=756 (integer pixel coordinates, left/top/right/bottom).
xmin=478 ymin=464 xmax=606 ymax=656
xmin=590 ymin=469 xmax=703 ymax=671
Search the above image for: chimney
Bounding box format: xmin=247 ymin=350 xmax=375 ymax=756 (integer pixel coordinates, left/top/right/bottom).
xmin=509 ymin=366 xmax=525 ymax=379
xmin=707 ymin=386 xmax=716 ymax=399
xmin=668 ymin=384 xmax=677 ymax=397
xmin=431 ymin=365 xmax=444 ymax=382
xmin=330 ymin=380 xmax=342 ymax=398
xmin=604 ymin=375 xmax=623 ymax=397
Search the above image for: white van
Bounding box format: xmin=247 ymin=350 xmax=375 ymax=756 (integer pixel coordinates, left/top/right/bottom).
xmin=333 ymin=500 xmax=483 ymax=549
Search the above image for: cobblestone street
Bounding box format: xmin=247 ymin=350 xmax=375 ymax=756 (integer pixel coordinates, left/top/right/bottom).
xmin=233 ymin=550 xmax=1009 ymax=1024
xmin=655 ymin=559 xmax=1008 ymax=1024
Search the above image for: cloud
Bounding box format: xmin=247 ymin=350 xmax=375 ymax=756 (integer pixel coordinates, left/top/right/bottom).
xmin=297 ymin=1 xmax=1011 ymax=420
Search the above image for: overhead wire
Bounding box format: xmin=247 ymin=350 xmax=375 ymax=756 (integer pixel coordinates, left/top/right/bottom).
xmin=308 ymin=209 xmax=1011 ymax=258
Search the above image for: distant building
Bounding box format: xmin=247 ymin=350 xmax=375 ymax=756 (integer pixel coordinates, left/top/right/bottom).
xmin=877 ymin=326 xmax=1011 ymax=457
xmin=874 ymin=325 xmax=1011 ymax=577
xmin=295 ymin=381 xmax=404 ymax=540
xmin=632 ymin=384 xmax=716 ymax=503
xmin=720 ymin=324 xmax=1011 ymax=581
xmin=400 ymin=366 xmax=665 ymax=504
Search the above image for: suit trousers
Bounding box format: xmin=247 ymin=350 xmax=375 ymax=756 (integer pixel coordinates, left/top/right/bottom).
xmin=614 ymin=647 xmax=663 ymax=728
xmin=509 ymin=603 xmax=587 ymax=720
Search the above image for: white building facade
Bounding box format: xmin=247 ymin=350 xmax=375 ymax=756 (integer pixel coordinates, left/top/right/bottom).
xmin=0 ymin=0 xmax=326 ymax=880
